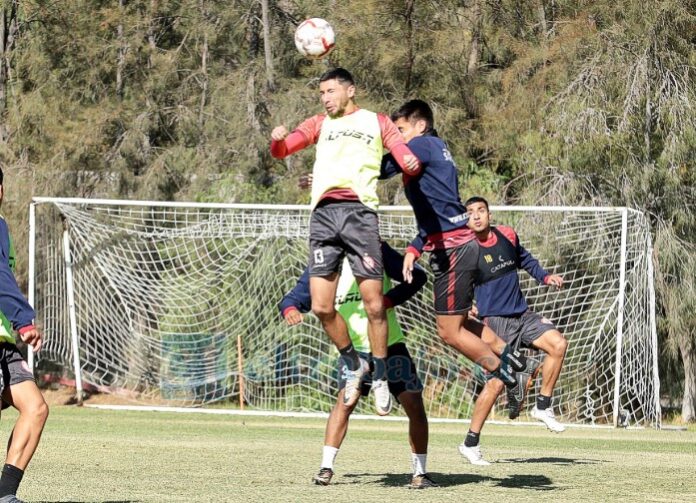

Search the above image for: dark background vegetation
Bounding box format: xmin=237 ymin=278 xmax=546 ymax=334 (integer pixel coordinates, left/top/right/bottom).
xmin=0 ymin=0 xmax=693 ymax=420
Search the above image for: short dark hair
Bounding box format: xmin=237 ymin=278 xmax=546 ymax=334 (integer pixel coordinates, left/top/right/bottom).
xmin=464 ymin=196 xmax=489 ymax=210
xmin=319 ymin=68 xmax=355 ymax=86
xmin=391 ymin=99 xmax=435 ymax=132
xmin=0 ymin=167 xmax=3 ymax=185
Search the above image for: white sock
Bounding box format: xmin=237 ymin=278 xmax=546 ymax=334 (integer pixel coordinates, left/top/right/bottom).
xmin=321 ymin=446 xmax=339 ymax=469
xmin=411 ymin=453 xmax=427 ymax=476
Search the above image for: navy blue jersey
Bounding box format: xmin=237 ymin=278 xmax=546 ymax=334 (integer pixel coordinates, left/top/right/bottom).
xmin=0 ymin=218 xmax=36 ymax=331
xmin=474 ymin=225 xmax=549 ymax=318
xmin=279 ymin=241 xmax=427 ymax=316
xmin=381 ymin=134 xmax=470 ymax=254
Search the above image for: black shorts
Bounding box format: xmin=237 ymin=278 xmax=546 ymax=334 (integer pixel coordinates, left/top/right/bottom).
xmin=484 ymin=310 xmax=557 ymax=350
xmin=430 ymin=240 xmax=479 ymax=315
xmin=309 ymin=202 xmax=383 ymax=279
xmin=0 ymin=343 xmax=35 ymax=409
xmin=337 ymin=343 xmax=423 ymax=399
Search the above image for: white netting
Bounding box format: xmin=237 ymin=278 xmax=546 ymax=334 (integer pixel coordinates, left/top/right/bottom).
xmin=31 ymin=200 xmax=660 ymax=427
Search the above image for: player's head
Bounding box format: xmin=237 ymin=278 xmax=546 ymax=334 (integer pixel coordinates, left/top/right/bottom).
xmin=391 ymin=99 xmax=436 ymax=143
xmin=319 ymin=68 xmax=356 ymax=118
xmin=465 ymin=196 xmax=491 ymax=233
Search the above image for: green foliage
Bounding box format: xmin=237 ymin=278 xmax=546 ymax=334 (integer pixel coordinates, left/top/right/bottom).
xmin=0 ymin=0 xmax=694 ymax=418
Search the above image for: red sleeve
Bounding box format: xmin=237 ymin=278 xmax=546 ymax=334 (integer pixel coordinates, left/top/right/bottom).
xmin=406 ymin=245 xmax=421 ymax=259
xmin=497 ymin=225 xmax=519 ymax=246
xmin=282 ymin=306 xmax=300 ymax=318
xmin=270 ymin=114 xmax=325 ymax=159
xmin=377 ymin=114 xmax=422 ymax=175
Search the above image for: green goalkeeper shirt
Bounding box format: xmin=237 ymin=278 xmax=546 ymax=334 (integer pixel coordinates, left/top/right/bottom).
xmin=334 ymin=258 xmax=404 ymax=353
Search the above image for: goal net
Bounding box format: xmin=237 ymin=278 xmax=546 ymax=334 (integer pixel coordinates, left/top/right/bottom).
xmin=30 ymin=198 xmax=660 ymax=427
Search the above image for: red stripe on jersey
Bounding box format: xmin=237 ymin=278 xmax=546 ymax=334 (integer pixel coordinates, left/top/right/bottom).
xmin=447 ymin=250 xmax=458 ymax=313
xmin=424 ymin=228 xmax=476 ymax=251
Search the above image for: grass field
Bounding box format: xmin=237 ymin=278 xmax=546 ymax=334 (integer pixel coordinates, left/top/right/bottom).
xmin=4 ymin=405 xmax=695 ymax=502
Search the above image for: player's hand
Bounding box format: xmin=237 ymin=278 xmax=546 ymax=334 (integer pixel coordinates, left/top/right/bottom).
xmin=19 ymin=327 xmax=43 ymax=353
xmin=283 ymin=309 xmax=303 ymax=326
xmin=546 ymin=275 xmax=564 ymax=288
xmin=402 ymin=154 xmax=420 ymax=175
xmin=271 ymin=126 xmax=289 ymax=141
xmin=298 ymin=173 xmax=313 ymax=189
xmin=402 ymin=252 xmax=416 ymax=284
xmin=468 ymin=304 xmax=479 ymax=319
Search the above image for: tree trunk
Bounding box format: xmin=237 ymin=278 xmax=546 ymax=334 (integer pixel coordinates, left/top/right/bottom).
xmin=644 ymin=81 xmax=651 ymax=164
xmin=0 ymin=7 xmax=7 ymax=142
xmin=147 ymin=0 xmax=158 ymax=68
xmin=198 ymin=1 xmax=209 ymax=127
xmin=198 ymin=32 xmax=208 ymax=126
xmin=247 ymin=2 xmax=261 ymax=58
xmin=467 ymin=0 xmax=481 ymax=76
xmin=537 ymin=0 xmax=547 ymax=38
xmin=681 ymin=340 xmax=696 ymax=422
xmin=260 ymin=0 xmax=274 ymax=92
xmin=0 ymin=2 xmax=17 ymax=143
xmin=403 ymin=0 xmax=415 ymax=96
xmin=116 ymin=0 xmax=127 ymax=98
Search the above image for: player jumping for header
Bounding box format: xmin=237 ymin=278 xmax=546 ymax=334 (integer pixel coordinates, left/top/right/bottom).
xmin=270 ymin=68 xmax=420 ymax=415
xmin=380 ymin=99 xmax=527 ymax=394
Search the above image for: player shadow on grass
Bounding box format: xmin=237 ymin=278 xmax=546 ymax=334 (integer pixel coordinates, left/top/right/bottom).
xmin=343 ymin=472 xmax=556 ymax=491
xmin=497 ymin=457 xmax=605 ymax=466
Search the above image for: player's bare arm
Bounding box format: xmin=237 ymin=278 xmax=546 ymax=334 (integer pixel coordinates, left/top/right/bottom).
xmin=402 ymin=252 xmax=417 ymax=284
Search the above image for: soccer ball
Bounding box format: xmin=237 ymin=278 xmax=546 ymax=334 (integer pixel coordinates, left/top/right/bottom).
xmin=294 ymin=18 xmax=335 ymax=59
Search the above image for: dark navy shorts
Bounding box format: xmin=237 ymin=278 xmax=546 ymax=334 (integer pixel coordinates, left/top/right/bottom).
xmin=309 ymin=202 xmax=383 ymax=280
xmin=0 ymin=343 xmax=35 ymax=409
xmin=337 ymin=343 xmax=423 ymax=399
xmin=484 ymin=310 xmax=557 ymax=350
xmin=430 ymin=240 xmax=479 ymax=315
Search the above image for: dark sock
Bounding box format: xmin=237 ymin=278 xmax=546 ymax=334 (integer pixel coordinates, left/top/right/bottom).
xmin=537 ymin=394 xmax=552 ymax=410
xmin=501 ymin=344 xmax=527 ymax=372
xmin=372 ymin=357 xmax=387 ymax=381
xmin=464 ymin=430 xmax=480 ymax=447
xmin=0 ymin=464 xmax=23 ymax=497
xmin=339 ymin=344 xmax=361 ymax=371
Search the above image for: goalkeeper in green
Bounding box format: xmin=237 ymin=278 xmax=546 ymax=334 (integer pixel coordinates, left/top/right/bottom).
xmin=0 ymin=168 xmax=49 ymax=503
xmin=279 ymin=241 xmax=436 ymax=489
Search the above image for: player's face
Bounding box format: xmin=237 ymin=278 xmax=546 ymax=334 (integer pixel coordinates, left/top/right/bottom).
xmin=394 ymin=117 xmax=426 ymax=143
xmin=466 ymin=202 xmax=491 ymax=232
xmin=319 ymin=79 xmax=355 ymax=117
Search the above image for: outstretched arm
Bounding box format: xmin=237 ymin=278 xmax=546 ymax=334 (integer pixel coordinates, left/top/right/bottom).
xmin=270 ymin=115 xmax=324 ymax=159
xmin=381 ymin=242 xmax=427 ymax=307
xmin=278 ymin=269 xmax=312 ymax=325
xmin=517 ymin=242 xmax=553 ymax=285
xmin=378 ymin=114 xmax=421 ymax=175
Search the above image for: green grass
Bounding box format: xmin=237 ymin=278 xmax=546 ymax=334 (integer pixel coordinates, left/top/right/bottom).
xmin=5 ymin=406 xmax=695 ymax=502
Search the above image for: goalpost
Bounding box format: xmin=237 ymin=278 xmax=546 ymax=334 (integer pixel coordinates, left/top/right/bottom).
xmin=29 ymin=197 xmax=661 ymax=428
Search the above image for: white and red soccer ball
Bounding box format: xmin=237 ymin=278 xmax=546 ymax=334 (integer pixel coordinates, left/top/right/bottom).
xmin=294 ymin=18 xmax=335 ymax=59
